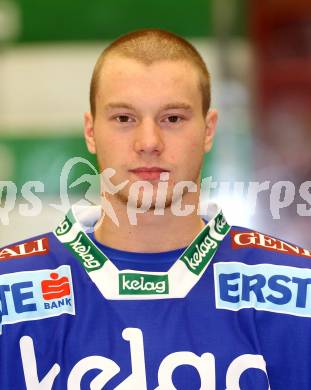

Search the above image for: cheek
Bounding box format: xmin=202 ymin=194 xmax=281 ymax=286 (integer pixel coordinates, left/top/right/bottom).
xmin=189 ymin=141 xmax=202 ymax=153
xmin=181 ymin=135 xmax=205 ymax=156
xmin=95 ymin=132 xmax=127 ymax=160
xmin=168 ymin=136 xmax=204 ymax=163
xmin=182 ymin=139 xmax=205 ymax=169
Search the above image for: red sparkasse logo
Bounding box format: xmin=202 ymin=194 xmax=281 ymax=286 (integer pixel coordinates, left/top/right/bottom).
xmin=231 ymin=230 xmax=311 ymax=258
xmin=0 ymin=237 xmax=49 ymax=261
xmin=41 ymin=272 xmax=71 ymax=300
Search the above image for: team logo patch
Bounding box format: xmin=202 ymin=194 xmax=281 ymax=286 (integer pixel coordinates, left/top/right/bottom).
xmin=0 ymin=265 xmax=75 ymax=334
xmin=231 ymin=230 xmax=311 ymax=258
xmin=0 ymin=237 xmax=49 ymax=261
xmin=214 ymin=262 xmax=311 ymax=317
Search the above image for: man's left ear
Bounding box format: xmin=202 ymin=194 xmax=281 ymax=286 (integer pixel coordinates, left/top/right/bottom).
xmin=204 ymin=109 xmax=218 ymax=153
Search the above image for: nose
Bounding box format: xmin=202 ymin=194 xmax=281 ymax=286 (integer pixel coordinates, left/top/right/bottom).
xmin=133 ymin=118 xmax=164 ymax=155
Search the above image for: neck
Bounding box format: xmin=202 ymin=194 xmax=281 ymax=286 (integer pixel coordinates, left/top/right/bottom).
xmin=94 ymin=193 xmax=205 ymax=252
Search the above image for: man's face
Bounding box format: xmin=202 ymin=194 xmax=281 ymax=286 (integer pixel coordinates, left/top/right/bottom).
xmin=84 ymin=55 xmax=217 ymax=209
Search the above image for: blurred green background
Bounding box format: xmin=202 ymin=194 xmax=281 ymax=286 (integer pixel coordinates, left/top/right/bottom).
xmin=1 ymin=0 xmax=310 ymax=247
xmin=15 ymin=0 xmax=245 ymax=42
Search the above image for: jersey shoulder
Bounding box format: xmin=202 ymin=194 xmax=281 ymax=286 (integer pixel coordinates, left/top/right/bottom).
xmin=220 ymin=224 xmax=311 ymax=268
xmin=0 ymin=233 xmax=77 ymax=335
xmin=214 ymin=226 xmax=311 ymax=320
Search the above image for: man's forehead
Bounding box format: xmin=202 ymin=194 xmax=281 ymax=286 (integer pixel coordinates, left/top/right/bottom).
xmin=99 ymin=54 xmax=199 ymax=79
xmin=95 ymin=55 xmax=203 ymax=111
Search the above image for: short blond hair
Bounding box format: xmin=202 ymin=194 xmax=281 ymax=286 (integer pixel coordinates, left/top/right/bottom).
xmin=90 ymin=29 xmax=211 ymax=117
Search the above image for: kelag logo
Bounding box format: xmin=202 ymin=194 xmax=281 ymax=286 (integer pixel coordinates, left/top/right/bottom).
xmin=214 ymin=262 xmax=311 ymax=317
xmin=119 ymin=273 xmax=169 ymax=295
xmin=0 ymin=265 xmax=75 ymax=333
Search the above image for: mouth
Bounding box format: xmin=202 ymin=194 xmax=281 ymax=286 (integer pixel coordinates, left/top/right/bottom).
xmin=129 ymin=167 xmax=170 ymax=181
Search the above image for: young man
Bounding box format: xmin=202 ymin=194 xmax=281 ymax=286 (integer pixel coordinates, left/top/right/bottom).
xmin=1 ymin=29 xmax=311 ymax=389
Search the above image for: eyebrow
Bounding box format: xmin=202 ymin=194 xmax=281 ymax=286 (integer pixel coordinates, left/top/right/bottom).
xmin=104 ymin=102 xmax=136 ymax=111
xmin=160 ymin=102 xmax=193 ymax=111
xmin=104 ymin=102 xmax=193 ymax=112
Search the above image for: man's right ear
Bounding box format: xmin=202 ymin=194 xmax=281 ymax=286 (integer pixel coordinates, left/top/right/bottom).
xmin=84 ymin=112 xmax=96 ymax=154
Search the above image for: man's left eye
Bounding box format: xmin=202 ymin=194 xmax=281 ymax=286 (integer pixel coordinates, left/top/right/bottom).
xmin=165 ymin=116 xmax=182 ymax=123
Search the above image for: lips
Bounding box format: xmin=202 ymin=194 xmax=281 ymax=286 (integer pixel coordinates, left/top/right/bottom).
xmin=129 ymin=167 xmax=169 ymax=180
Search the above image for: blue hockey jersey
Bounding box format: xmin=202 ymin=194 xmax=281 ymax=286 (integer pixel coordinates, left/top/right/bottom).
xmin=1 ymin=204 xmax=311 ymax=389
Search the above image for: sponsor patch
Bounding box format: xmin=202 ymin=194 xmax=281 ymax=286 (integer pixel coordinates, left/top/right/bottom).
xmin=214 ymin=262 xmax=311 ymax=317
xmin=0 ymin=265 xmax=75 ymax=334
xmin=119 ymin=273 xmax=169 ymax=295
xmin=231 ymin=230 xmax=311 ymax=258
xmin=67 ymin=233 xmax=104 ymax=271
xmin=0 ymin=237 xmax=49 ymax=261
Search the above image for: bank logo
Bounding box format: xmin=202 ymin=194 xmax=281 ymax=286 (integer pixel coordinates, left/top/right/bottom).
xmin=41 ymin=272 xmax=71 ymax=301
xmin=231 ymin=230 xmax=311 ymax=258
xmin=0 ymin=237 xmax=49 ymax=261
xmin=0 ymin=265 xmax=75 ymax=334
xmin=119 ymin=273 xmax=169 ymax=295
xmin=214 ymin=262 xmax=311 ymax=317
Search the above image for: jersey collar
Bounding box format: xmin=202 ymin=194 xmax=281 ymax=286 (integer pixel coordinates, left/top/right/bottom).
xmin=54 ymin=203 xmax=230 ymax=300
